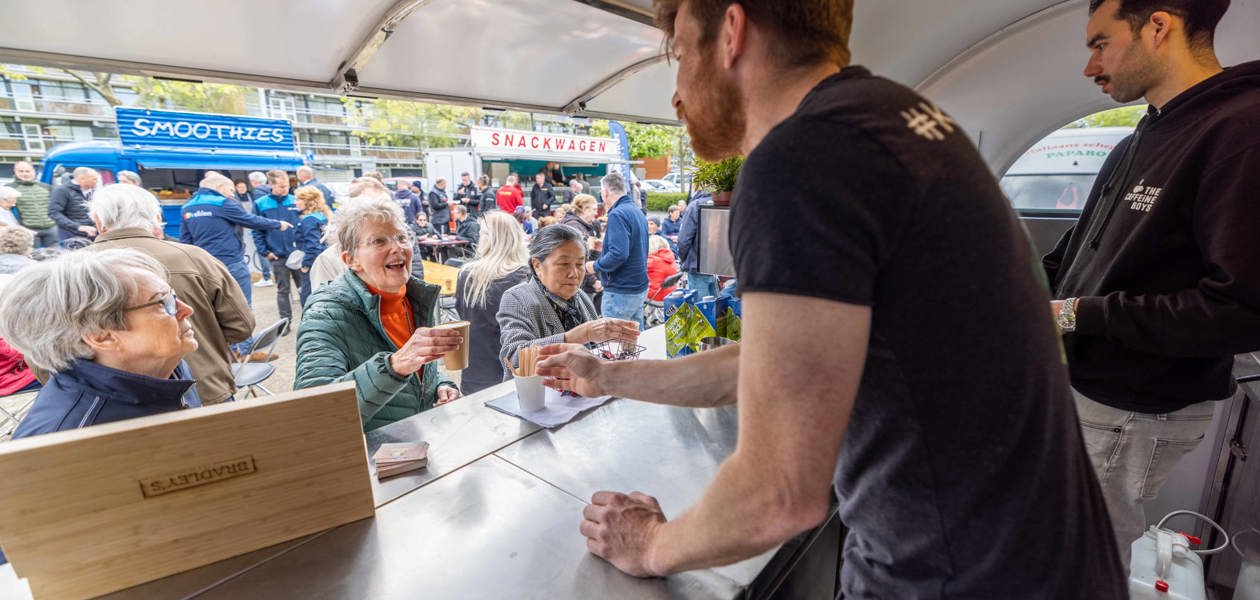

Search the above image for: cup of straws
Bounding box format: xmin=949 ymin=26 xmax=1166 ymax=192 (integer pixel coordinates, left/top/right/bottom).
xmin=508 ymin=345 xmax=545 ymax=412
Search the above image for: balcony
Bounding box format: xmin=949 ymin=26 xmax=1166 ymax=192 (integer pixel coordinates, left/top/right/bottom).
xmin=0 ymin=96 xmax=115 ymax=119
xmin=0 ymin=134 xmax=115 ymax=156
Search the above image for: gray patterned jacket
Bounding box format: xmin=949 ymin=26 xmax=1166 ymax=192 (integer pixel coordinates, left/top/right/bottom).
xmin=497 ymin=278 xmax=597 ymax=379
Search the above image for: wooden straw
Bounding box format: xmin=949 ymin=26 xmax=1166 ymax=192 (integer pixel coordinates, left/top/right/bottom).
xmin=503 ymin=355 xmax=516 ymax=377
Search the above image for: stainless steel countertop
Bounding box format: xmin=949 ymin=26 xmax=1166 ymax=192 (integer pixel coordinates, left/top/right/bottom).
xmin=2 ymin=327 xmax=819 ymax=599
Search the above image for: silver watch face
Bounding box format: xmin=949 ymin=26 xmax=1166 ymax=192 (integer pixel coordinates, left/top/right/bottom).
xmin=1056 ymin=306 xmax=1076 ymax=331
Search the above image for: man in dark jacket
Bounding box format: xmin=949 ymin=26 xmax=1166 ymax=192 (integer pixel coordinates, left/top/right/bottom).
xmin=428 ymin=178 xmax=452 ymax=234
xmin=585 ymin=170 xmax=647 ymax=325
xmin=6 ymin=161 xmax=57 ymax=248
xmin=675 ymin=192 xmax=718 ymax=298
xmin=253 ymin=170 xmax=304 ymax=328
xmin=47 ymin=166 xmax=99 ymax=248
xmin=451 ymin=205 xmax=479 ymax=260
xmin=529 ymin=172 xmax=554 ymax=219
xmin=295 ymin=166 xmax=336 ymax=208
xmin=245 ymin=170 xmax=275 ymax=287
xmin=181 ymin=173 xmax=289 ymax=355
xmin=452 ymin=172 xmax=482 ymax=217
xmin=1043 ymin=0 xmax=1260 ymax=563
xmin=393 ymin=185 xmax=426 ymax=225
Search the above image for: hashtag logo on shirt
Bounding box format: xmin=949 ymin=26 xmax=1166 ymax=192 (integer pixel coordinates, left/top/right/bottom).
xmin=901 ymin=101 xmax=957 ymax=141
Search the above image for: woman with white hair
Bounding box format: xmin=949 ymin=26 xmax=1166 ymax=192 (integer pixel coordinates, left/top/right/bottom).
xmin=0 ymin=248 xmax=201 ymax=439
xmin=454 ymin=211 xmax=532 ymax=393
xmin=294 ymin=196 xmax=463 ymax=431
xmin=0 ymin=187 xmax=21 ymax=227
xmin=0 ymin=225 xmax=35 ymax=274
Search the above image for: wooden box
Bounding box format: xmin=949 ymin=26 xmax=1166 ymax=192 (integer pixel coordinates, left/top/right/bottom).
xmin=0 ymin=382 xmax=374 ymax=599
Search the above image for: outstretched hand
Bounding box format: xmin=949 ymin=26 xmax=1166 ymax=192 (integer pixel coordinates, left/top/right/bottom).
xmin=389 ymin=327 xmax=463 ymax=376
xmin=537 ymin=343 xmax=609 ymax=398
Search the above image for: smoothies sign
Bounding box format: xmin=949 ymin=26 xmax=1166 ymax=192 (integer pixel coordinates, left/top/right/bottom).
xmin=470 ymin=127 xmax=620 ymax=161
xmin=116 ymin=107 xmax=296 ymax=152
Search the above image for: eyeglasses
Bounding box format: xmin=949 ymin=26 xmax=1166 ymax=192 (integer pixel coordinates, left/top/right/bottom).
xmin=359 ymin=232 xmax=415 ymax=250
xmin=125 ymin=291 xmax=179 ymax=316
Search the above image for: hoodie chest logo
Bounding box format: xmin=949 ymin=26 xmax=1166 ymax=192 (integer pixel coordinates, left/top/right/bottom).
xmin=1125 ymin=179 xmax=1163 ymax=213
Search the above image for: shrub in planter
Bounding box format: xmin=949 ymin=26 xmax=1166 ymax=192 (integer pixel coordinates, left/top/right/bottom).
xmin=690 ymin=156 xmax=743 ymax=205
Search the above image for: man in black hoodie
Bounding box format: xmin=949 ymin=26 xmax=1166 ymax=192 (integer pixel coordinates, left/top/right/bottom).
xmin=528 ymin=171 xmax=554 ymax=219
xmin=1044 ymin=0 xmax=1260 ymax=563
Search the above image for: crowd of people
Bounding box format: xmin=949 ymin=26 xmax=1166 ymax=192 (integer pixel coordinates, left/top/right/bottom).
xmin=0 ymin=161 xmax=694 ymax=439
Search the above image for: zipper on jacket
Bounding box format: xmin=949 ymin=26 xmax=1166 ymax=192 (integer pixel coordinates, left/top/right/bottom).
xmin=1087 ymin=113 xmax=1151 ymax=249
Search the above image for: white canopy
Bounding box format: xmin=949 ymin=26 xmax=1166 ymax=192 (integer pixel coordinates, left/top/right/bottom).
xmin=2 ymin=0 xmax=1256 ymax=172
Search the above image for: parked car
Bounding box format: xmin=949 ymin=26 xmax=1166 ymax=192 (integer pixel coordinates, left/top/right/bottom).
xmin=382 ymin=176 xmax=428 ymax=193
xmin=643 ymin=179 xmax=678 ymax=192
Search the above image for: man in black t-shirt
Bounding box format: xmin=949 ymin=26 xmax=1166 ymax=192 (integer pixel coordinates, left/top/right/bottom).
xmin=537 ymin=1 xmax=1125 ymax=596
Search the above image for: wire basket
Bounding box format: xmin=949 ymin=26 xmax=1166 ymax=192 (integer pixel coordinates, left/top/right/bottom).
xmin=591 ymin=340 xmax=645 ymax=362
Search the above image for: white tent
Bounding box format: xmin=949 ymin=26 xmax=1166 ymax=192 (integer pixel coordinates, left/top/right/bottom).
xmin=2 ymin=0 xmax=1257 ymax=172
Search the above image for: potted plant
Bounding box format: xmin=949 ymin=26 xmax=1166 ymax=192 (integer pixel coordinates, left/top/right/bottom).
xmin=690 ymin=156 xmax=743 ymax=206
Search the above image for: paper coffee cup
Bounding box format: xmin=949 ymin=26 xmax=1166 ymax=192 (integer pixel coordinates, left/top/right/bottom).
xmin=434 ymin=320 xmax=470 ymax=370
xmin=514 ymin=375 xmax=545 ymax=412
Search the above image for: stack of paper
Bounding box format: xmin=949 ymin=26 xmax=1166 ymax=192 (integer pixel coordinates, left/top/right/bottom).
xmin=372 ymin=442 xmax=429 ymax=479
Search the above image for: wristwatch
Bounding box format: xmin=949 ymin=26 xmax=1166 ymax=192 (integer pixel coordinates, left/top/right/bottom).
xmin=1056 ymin=297 xmax=1078 ymax=333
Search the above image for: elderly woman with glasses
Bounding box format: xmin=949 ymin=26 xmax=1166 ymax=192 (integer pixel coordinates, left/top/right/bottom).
xmin=294 ymin=196 xmax=463 ymax=432
xmin=497 ymin=224 xmax=639 ymax=378
xmin=0 ymin=248 xmax=202 ymax=439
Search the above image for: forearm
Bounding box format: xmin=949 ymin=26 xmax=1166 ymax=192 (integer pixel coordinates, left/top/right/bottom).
xmin=1076 ymin=289 xmax=1260 ymax=356
xmin=600 ymin=345 xmax=738 ymax=408
xmin=646 ymin=448 xmax=825 ymax=575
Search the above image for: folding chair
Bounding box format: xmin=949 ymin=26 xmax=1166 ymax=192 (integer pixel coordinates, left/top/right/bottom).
xmin=644 ymin=272 xmax=686 ymax=328
xmin=231 ymin=318 xmax=288 ymax=399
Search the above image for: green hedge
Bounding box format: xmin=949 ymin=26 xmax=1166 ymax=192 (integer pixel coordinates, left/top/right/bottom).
xmin=646 ymin=191 xmax=688 ymax=211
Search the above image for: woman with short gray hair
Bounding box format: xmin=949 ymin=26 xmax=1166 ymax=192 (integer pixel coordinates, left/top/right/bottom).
xmin=0 ymin=248 xmax=201 ymax=439
xmin=497 ymin=224 xmax=638 ymax=377
xmin=0 ymin=225 xmax=35 ymax=274
xmin=294 ymin=196 xmax=462 ymax=431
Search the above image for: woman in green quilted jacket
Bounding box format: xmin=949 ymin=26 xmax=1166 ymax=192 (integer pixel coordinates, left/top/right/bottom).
xmin=294 ymin=195 xmax=462 ymax=431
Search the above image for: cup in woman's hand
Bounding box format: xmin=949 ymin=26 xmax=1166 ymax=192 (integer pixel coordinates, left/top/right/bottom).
xmin=433 ymin=321 xmax=470 ymax=370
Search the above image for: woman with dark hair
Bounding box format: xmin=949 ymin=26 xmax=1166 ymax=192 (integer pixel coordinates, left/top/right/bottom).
xmin=496 ymin=224 xmax=637 ymax=378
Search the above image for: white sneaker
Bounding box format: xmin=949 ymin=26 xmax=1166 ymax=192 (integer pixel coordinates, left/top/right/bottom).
xmin=254 ymin=280 xmax=275 ymax=287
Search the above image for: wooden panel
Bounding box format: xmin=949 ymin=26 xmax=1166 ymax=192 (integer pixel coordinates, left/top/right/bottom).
xmin=422 ymin=259 xmax=460 ymax=296
xmin=0 ymin=382 xmax=374 ymax=600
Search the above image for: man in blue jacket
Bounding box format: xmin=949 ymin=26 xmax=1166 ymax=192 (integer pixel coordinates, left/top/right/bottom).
xmin=676 ymin=192 xmax=718 ymax=299
xmin=585 ymin=170 xmax=648 ymax=326
xmin=296 ymin=166 xmax=336 ymax=208
xmin=182 ymin=172 xmax=290 ymax=354
xmin=253 ymin=170 xmax=304 ymax=329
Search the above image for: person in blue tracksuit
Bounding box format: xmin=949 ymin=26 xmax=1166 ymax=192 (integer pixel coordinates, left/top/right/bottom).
xmin=181 ymin=173 xmax=289 ymax=354
xmin=293 ymin=186 xmax=331 ymax=307
xmin=252 ymin=170 xmax=304 ymax=329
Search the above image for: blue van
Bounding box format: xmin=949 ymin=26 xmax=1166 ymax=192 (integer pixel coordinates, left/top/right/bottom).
xmin=39 ymin=108 xmax=305 ymax=239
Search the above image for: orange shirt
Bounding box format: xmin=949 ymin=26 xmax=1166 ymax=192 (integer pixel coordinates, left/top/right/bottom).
xmin=368 ymin=284 xmax=413 ymax=349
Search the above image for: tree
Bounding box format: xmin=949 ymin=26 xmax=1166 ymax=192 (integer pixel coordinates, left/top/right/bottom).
xmin=125 ymin=77 xmax=248 ymax=114
xmin=342 ymin=98 xmax=482 ymax=148
xmin=61 ymin=70 xmax=124 ymax=106
xmin=1066 ymin=105 xmax=1145 ymax=129
xmin=588 ymin=121 xmax=687 ymax=160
